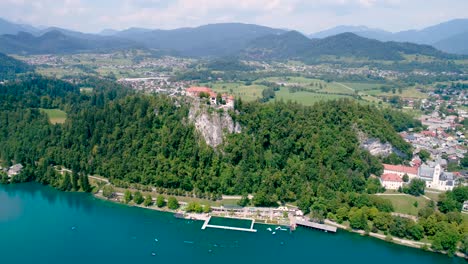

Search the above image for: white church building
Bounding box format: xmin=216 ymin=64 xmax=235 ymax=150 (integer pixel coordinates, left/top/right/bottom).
xmin=418 ymin=164 xmax=455 ymax=191
xmin=382 ymin=163 xmax=455 ymax=192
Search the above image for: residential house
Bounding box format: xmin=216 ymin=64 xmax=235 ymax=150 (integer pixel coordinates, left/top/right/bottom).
xmin=380 ymin=173 xmax=404 ymax=190
xmin=383 ymin=164 xmax=419 ymax=179
xmin=7 ymin=164 xmax=23 ymax=177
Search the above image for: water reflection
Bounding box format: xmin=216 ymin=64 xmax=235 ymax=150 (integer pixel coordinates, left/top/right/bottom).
xmin=0 ymin=183 xmax=94 ymax=214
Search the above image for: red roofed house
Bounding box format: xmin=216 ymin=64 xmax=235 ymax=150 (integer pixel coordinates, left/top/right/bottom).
xmin=186 ymin=87 xmax=235 ymax=107
xmin=186 ymin=87 xmax=217 ymax=104
xmin=383 ymin=164 xmax=419 ymax=179
xmin=380 ymin=173 xmax=404 ymax=190
xmin=421 ymin=130 xmax=436 ymax=137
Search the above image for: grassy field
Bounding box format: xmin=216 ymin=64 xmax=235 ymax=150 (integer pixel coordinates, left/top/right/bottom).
xmin=321 ymin=82 xmax=355 ymax=94
xmin=40 ymin=108 xmax=67 ymax=124
xmin=339 ymin=82 xmax=383 ymax=91
xmin=365 ymin=87 xmax=428 ymax=99
xmin=36 ymin=67 xmax=86 ymax=78
xmin=424 ymin=191 xmax=442 ymax=202
xmin=274 ymin=87 xmax=355 ymax=106
xmin=376 ymin=194 xmax=429 ymax=216
xmin=203 ymin=82 xmax=267 ymax=102
xmin=80 ymin=87 xmax=94 ymax=93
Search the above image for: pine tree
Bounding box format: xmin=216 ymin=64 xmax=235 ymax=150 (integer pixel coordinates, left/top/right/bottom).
xmin=143 ymin=195 xmax=153 ymax=207
xmin=123 ymin=190 xmax=133 ymax=204
xmin=71 ymin=171 xmax=79 ymax=191
xmin=60 ymin=173 xmax=72 ymax=191
xmin=80 ymin=174 xmax=92 ymax=193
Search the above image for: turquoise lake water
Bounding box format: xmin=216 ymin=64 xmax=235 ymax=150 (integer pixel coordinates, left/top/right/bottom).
xmin=0 ymin=183 xmax=463 ymax=264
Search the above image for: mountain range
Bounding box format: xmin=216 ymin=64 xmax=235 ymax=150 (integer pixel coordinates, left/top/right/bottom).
xmin=242 ymin=31 xmax=454 ymax=62
xmin=0 ymin=17 xmax=466 ymax=59
xmin=309 ymin=19 xmax=468 ymax=54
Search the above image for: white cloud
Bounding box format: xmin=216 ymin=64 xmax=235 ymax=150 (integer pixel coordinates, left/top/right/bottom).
xmin=0 ymin=0 xmax=466 ymax=33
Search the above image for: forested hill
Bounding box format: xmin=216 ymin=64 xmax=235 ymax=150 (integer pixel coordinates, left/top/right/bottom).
xmin=242 ymin=31 xmax=459 ymax=61
xmin=0 ymin=53 xmax=32 ymax=80
xmin=0 ymin=30 xmax=140 ymax=54
xmin=0 ymin=76 xmax=412 ymax=206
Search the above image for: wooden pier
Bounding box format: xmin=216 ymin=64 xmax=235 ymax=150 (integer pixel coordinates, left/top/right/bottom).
xmin=201 ymin=216 xmax=257 ymax=232
xmin=295 ymin=219 xmax=337 ymax=233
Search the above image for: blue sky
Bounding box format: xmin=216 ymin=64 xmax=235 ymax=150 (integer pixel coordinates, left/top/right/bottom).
xmin=1 ymin=0 xmax=467 ymax=33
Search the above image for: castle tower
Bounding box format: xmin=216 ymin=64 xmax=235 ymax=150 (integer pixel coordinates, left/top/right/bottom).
xmin=432 ymin=164 xmax=441 ymax=187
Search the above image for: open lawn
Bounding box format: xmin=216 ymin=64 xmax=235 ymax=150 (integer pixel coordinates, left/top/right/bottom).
xmin=40 ymin=108 xmax=67 ymax=124
xmin=320 ymin=82 xmax=355 ymax=94
xmin=365 ymin=87 xmax=428 ymax=99
xmin=425 ymin=191 xmax=441 ymax=202
xmin=274 ymin=87 xmax=355 ymax=106
xmin=376 ymin=194 xmax=429 ymax=216
xmin=339 ymin=82 xmax=383 ymax=91
xmin=203 ymin=82 xmax=267 ymax=102
xmin=80 ymin=87 xmax=94 ymax=93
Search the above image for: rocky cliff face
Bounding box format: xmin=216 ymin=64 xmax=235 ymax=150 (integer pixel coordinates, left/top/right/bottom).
xmin=356 ymin=129 xmax=395 ymax=157
xmin=188 ymin=100 xmax=241 ymax=147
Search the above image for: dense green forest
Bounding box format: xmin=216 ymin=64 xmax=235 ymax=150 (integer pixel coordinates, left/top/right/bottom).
xmin=1 ymin=74 xmax=467 ymax=255
xmin=0 ymin=75 xmax=414 ymax=201
xmin=0 ymin=53 xmax=32 ymax=80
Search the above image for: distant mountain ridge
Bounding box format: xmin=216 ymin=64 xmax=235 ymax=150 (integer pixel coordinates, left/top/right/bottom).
xmin=0 ymin=17 xmax=464 ymax=59
xmin=309 ymin=19 xmax=468 ymax=54
xmin=242 ymin=31 xmax=455 ymax=61
xmin=0 ymin=30 xmax=140 ymax=54
xmin=0 ymin=18 xmax=39 ymax=35
xmin=111 ymin=23 xmax=286 ymax=57
xmin=0 ymin=23 xmax=286 ymax=57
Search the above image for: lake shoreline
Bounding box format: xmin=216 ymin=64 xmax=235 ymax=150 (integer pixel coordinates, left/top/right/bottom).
xmin=92 ymin=189 xmax=466 ymax=259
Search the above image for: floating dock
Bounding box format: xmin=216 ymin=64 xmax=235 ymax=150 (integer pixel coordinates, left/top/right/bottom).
xmin=201 ymin=216 xmax=257 ymax=232
xmin=295 ymin=219 xmax=337 ymax=233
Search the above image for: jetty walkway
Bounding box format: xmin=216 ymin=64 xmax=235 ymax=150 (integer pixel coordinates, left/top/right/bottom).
xmin=201 ymin=216 xmax=257 ymax=233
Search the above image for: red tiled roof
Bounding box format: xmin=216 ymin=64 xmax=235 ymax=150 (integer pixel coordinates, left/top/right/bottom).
xmin=186 ymin=87 xmax=216 ymax=97
xmin=381 ymin=173 xmax=403 ymax=182
xmin=383 ymin=164 xmax=418 ymax=175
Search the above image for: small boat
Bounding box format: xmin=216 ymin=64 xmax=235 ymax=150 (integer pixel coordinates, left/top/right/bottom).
xmin=267 ymin=227 xmax=272 ymax=231
xmin=275 ymin=226 xmax=281 ymax=230
xmin=154 ymin=238 xmax=158 ymax=242
xmin=71 ymin=226 xmax=76 ymax=230
xmin=151 ymin=252 xmax=156 ymax=256
xmin=272 ymin=232 xmax=276 ymax=235
xmin=183 ymin=241 xmax=194 ymax=244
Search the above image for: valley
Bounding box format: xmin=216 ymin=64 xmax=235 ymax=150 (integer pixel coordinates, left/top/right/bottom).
xmin=0 ymin=14 xmax=467 ymax=261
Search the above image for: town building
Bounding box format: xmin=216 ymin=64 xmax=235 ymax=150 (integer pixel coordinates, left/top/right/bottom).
xmin=419 ymin=164 xmax=455 ymax=191
xmin=7 ymin=164 xmax=23 ymax=177
xmin=186 ymin=87 xmax=218 ymax=104
xmin=383 ymin=164 xmax=419 ymax=179
xmin=186 ymin=86 xmax=235 ymax=107
xmin=380 ymin=173 xmax=404 ymax=190
xmin=382 ymin=162 xmax=457 ymax=191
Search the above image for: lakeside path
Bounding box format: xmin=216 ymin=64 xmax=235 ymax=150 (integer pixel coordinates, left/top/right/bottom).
xmin=375 ymin=193 xmax=432 ymax=201
xmin=87 ymin=176 xmax=465 ymax=259
xmin=324 ymin=220 xmax=466 ymax=259
xmin=91 ymin=188 xmax=466 ymax=259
